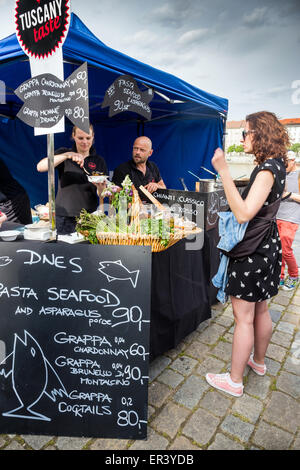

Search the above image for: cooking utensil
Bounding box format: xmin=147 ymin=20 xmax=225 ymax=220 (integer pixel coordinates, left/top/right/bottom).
xmin=179 ymin=178 xmax=188 ymax=191
xmin=200 ymin=166 xmax=217 ymax=177
xmin=139 ymin=186 xmax=167 ymax=211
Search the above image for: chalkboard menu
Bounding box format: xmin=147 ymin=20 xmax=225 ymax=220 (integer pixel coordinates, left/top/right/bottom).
xmin=153 ymin=189 xmax=229 ymax=231
xmin=0 ymin=242 xmax=151 ymax=439
xmin=15 ymin=62 xmax=90 ymax=134
xmin=101 ymin=74 xmax=154 ymax=120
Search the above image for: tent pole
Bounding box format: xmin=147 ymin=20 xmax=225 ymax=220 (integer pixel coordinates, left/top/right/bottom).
xmin=47 ymin=133 xmax=57 ymax=241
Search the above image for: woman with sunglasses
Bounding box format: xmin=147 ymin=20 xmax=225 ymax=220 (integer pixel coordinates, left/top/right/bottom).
xmin=206 ymin=111 xmax=289 ymax=397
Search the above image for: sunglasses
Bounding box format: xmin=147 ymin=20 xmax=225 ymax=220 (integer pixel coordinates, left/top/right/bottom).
xmin=242 ymin=130 xmax=255 ymax=140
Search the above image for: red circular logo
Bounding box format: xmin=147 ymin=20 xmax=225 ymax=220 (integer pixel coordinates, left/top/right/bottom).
xmin=15 ymin=0 xmax=70 ymax=59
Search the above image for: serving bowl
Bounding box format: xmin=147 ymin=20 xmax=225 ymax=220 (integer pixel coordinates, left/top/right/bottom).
xmin=0 ymin=230 xmax=20 ymax=241
xmin=88 ymin=175 xmax=109 ymax=184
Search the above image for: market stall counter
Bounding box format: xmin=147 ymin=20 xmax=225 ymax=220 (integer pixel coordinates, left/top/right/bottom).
xmin=0 ymin=221 xmax=219 ymax=361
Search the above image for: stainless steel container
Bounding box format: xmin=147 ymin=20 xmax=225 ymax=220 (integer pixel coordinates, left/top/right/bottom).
xmin=197 ymin=179 xmax=223 ymax=192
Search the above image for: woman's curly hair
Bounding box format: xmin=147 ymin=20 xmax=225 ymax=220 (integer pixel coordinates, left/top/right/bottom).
xmin=246 ymin=111 xmax=289 ymax=166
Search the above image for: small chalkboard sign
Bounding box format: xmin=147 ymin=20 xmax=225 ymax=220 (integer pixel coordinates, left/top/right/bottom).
xmin=15 ymin=62 xmax=90 ymax=134
xmin=0 ymin=242 xmax=151 ymax=439
xmin=102 ymin=74 xmax=154 ymax=120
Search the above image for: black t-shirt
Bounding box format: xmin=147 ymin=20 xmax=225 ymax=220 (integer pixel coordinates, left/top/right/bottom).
xmin=55 ymin=145 xmax=108 ymax=217
xmin=0 ymin=158 xmax=26 ymax=203
xmin=112 ymin=159 xmax=162 ymax=202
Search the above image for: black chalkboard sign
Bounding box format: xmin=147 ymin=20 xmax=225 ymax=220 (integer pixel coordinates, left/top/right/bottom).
xmin=15 ymin=62 xmax=90 ymax=134
xmin=0 ymin=242 xmax=151 ymax=439
xmin=153 ymin=188 xmax=229 ymax=231
xmin=101 ymin=75 xmax=154 ymax=120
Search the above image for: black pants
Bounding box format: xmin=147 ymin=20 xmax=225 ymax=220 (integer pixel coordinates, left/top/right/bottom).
xmin=56 ymin=215 xmax=77 ymax=235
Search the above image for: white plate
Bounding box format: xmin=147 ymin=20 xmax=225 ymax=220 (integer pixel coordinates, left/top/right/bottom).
xmin=0 ymin=230 xmax=20 ymax=241
xmin=88 ymin=175 xmax=108 ymax=183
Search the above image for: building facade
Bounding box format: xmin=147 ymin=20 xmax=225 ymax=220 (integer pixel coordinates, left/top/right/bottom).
xmin=225 ymin=118 xmax=300 ymax=151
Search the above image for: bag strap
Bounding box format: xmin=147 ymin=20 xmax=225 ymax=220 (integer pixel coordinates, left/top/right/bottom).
xmin=298 ymin=170 xmax=300 ymax=193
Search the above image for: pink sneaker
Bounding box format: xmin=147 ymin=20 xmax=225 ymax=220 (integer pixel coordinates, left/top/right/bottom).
xmin=205 ymin=372 xmax=243 ymax=397
xmin=247 ymin=353 xmax=266 ymax=376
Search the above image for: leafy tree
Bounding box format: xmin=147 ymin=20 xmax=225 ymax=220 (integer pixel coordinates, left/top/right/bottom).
xmin=290 ymin=143 xmax=300 ymax=154
xmin=235 ymin=145 xmax=244 ymax=153
xmin=227 ymin=145 xmax=236 ymax=152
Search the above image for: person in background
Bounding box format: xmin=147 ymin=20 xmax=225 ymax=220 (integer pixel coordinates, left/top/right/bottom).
xmin=112 ymin=136 xmax=166 ymax=202
xmin=0 ymin=157 xmax=32 ymax=225
xmin=37 ymin=125 xmax=108 ymax=234
xmin=0 ymin=210 xmax=7 ymax=227
xmin=206 ymin=111 xmax=288 ymax=398
xmin=276 ymin=151 xmax=300 ymax=290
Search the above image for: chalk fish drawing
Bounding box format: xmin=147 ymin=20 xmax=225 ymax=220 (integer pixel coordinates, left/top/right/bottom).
xmin=98 ymin=260 xmax=139 ymax=288
xmin=0 ymin=256 xmax=13 ymax=267
xmin=0 ymin=330 xmax=68 ymax=421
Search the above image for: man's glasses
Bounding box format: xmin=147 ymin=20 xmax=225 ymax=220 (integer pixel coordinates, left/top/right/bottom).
xmin=242 ymin=130 xmax=255 ymax=140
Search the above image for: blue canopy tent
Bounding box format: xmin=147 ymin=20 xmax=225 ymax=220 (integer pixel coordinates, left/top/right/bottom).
xmin=0 ymin=13 xmax=228 ymax=207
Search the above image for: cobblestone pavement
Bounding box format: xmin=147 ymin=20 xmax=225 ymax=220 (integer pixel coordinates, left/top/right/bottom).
xmin=1 ymin=231 xmax=300 ymax=451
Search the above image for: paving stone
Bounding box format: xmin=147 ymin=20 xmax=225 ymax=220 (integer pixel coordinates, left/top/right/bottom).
xmin=264 ymin=357 xmax=281 ymax=376
xmin=89 ymin=438 xmax=129 ymax=450
xmin=21 ymin=435 xmax=54 ymax=450
xmin=272 ymin=295 xmax=290 ymax=306
xmin=164 ymin=341 xmax=187 ymax=360
xmin=252 ymin=421 xmax=293 ymax=450
xmin=244 ymin=373 xmax=271 ymax=399
xmin=196 ymin=356 xmax=226 ymax=376
xmin=168 ymin=436 xmax=201 ymax=450
xmin=263 ymin=391 xmax=300 ymax=433
xmin=220 ymin=414 xmax=254 ymax=443
xmin=207 ymin=433 xmax=244 ymax=450
xmin=276 ymin=371 xmax=300 ymax=398
xmin=282 ymin=312 xmax=300 ymax=326
xmin=184 ymin=341 xmax=211 ymax=360
xmin=232 ymin=394 xmax=263 ymax=423
xmin=271 ymin=330 xmax=293 ymax=348
xmin=210 ymin=341 xmax=233 ymax=362
xmin=3 ymin=440 xmax=25 ymax=450
xmin=174 ymin=376 xmax=209 ymax=409
xmin=283 ymin=353 xmax=300 ymax=375
xmin=268 ymin=303 xmax=285 ymax=312
xmin=0 ymin=436 xmax=7 ymax=448
xmin=276 ymin=321 xmax=296 ymax=335
xmin=149 ymin=356 xmax=172 ymax=382
xmin=214 ymin=315 xmax=234 ymax=328
xmin=157 ymin=369 xmax=184 ymax=388
xmin=285 ymin=304 xmax=300 ymax=315
xmin=148 ymin=405 xmax=156 ymax=420
xmin=198 ymin=390 xmax=231 ymax=418
xmin=197 ymin=324 xmax=227 ymax=346
xmin=130 ymin=428 xmax=168 ymax=450
xmin=182 ymin=408 xmax=220 ymax=446
xmin=266 ymin=343 xmax=287 ymax=362
xmin=151 ymin=402 xmax=190 ymax=439
xmin=55 ymin=437 xmax=91 ymax=450
xmin=269 ymin=309 xmax=282 ymax=323
xmin=291 ymin=296 xmax=300 ymax=306
xmin=170 ymin=355 xmax=198 ymax=376
xmin=148 ymin=381 xmax=172 ymax=408
xmin=291 ymin=436 xmax=300 ymax=450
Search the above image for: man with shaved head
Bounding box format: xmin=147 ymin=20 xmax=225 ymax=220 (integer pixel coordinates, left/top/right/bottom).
xmin=112 ymin=136 xmax=166 ymax=201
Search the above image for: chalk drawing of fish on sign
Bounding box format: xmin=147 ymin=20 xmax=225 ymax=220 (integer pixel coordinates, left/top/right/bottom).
xmin=98 ymin=260 xmax=139 ymax=288
xmin=0 ymin=331 xmax=68 ymax=422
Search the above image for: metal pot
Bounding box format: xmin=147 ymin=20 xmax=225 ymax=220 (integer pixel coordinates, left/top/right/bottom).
xmin=197 ymin=179 xmax=223 ymax=192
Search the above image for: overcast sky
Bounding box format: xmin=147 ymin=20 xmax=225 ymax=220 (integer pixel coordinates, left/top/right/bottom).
xmin=1 ymin=0 xmax=300 ymax=120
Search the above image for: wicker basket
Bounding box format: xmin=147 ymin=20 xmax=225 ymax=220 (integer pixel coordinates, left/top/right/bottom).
xmin=82 ymin=186 xmax=202 ymax=252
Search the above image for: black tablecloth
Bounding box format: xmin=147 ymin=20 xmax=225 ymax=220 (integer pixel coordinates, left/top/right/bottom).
xmin=150 ymin=229 xmax=219 ymax=359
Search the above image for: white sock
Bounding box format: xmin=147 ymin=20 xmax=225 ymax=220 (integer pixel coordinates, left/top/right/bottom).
xmin=228 ymin=374 xmax=242 ymax=387
xmin=251 ymin=354 xmax=265 ymax=367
